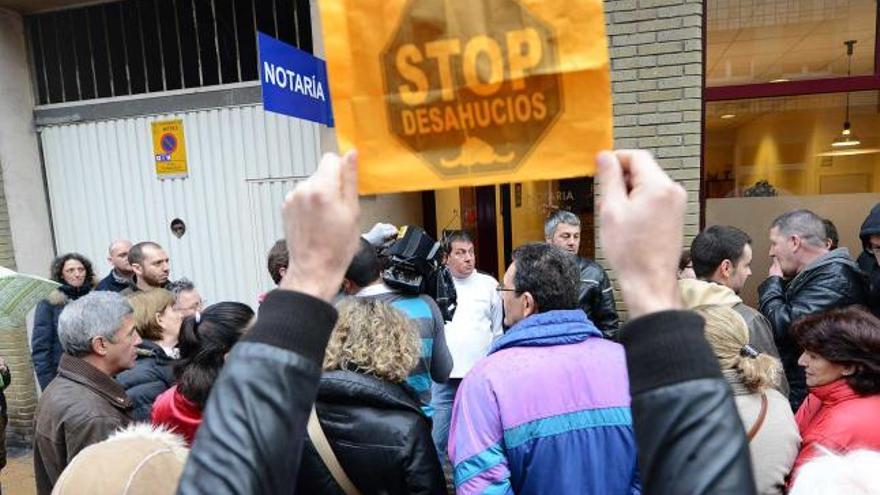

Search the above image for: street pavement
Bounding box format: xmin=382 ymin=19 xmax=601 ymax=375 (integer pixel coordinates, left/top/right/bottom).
xmin=1 ymin=445 xmax=34 ymax=495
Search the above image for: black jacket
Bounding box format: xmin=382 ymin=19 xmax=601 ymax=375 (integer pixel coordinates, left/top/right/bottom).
xmin=758 ymin=248 xmax=867 ymax=410
xmin=31 ymin=285 xmax=92 ymax=390
xmin=576 ymin=257 xmax=620 ymax=339
xmin=620 ymin=311 xmax=755 ymax=494
xmin=857 ymin=203 xmax=880 ymax=316
xmin=115 ymin=340 xmax=176 ymax=421
xmin=0 ymin=364 xmax=11 ymax=471
xmin=0 ymin=364 xmax=10 ymax=416
xmin=296 ymin=370 xmax=446 ymax=495
xmin=95 ymin=271 xmax=134 ymax=292
xmin=177 ymin=290 xmax=336 ymax=494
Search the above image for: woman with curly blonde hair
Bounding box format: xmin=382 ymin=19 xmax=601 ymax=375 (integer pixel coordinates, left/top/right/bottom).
xmin=696 ymin=305 xmax=800 ymax=494
xmin=323 ymin=297 xmax=420 ymax=382
xmin=296 ymin=298 xmax=446 ymax=494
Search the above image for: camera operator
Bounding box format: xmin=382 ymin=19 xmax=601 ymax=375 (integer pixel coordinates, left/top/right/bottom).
xmin=341 ymin=238 xmax=453 ymax=416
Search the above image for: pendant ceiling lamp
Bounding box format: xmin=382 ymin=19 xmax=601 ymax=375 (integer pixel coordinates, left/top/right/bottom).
xmin=831 ymin=40 xmax=860 ymax=148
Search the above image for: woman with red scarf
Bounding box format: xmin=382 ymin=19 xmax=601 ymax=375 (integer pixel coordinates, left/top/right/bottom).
xmin=789 ymin=307 xmax=880 ymax=484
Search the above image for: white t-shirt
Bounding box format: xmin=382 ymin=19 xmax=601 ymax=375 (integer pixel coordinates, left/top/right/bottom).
xmin=445 ymin=271 xmax=503 ymax=378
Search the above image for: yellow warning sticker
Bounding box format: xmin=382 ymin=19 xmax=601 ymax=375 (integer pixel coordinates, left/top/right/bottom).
xmin=151 ymin=119 xmax=188 ymax=179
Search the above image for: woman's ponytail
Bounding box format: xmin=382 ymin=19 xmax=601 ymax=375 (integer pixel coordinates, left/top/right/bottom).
xmin=174 ymin=302 xmax=254 ymax=408
xmin=696 ymin=305 xmax=783 ymax=393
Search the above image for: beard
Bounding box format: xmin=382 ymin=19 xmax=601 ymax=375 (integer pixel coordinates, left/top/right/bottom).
xmin=142 ymin=272 xmax=168 ymax=287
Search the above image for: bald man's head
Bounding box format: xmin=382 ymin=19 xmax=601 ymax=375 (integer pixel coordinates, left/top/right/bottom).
xmin=107 ymin=240 xmax=133 ymax=275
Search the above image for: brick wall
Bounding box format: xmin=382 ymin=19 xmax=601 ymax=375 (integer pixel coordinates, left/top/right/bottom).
xmin=0 ymin=164 xmax=38 ymax=445
xmin=0 ymin=327 xmax=37 ymax=446
xmin=598 ymin=0 xmax=703 ymax=320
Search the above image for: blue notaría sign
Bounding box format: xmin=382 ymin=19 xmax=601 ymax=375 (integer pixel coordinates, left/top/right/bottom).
xmin=258 ymin=32 xmax=334 ymax=127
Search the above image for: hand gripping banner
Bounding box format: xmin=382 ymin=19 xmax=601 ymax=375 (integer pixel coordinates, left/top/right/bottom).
xmin=319 ymin=0 xmax=611 ymax=194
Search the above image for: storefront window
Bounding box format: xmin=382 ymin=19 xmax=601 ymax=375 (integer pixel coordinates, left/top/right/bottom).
xmin=705 ymin=91 xmax=880 ymax=198
xmin=707 ymin=0 xmax=876 ymax=86
xmin=698 ymin=1 xmax=880 ymax=304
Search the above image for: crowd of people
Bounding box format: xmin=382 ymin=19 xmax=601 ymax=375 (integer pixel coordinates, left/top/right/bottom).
xmin=2 ymin=148 xmax=880 ymax=494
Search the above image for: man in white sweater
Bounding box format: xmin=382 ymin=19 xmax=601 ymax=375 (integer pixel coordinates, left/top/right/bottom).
xmin=431 ymin=230 xmax=502 ymax=462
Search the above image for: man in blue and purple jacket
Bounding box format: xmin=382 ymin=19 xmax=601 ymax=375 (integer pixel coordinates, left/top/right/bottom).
xmin=448 ymin=242 xmax=640 ymax=494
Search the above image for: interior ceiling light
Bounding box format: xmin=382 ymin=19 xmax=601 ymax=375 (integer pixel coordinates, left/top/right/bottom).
xmin=830 ymin=40 xmax=861 ymax=149
xmin=817 ymin=147 xmax=880 ymax=157
xmin=769 ymin=78 xmax=790 ymax=83
xmin=831 ymin=122 xmax=861 ymax=148
xmin=720 ymin=114 xmax=736 ymax=119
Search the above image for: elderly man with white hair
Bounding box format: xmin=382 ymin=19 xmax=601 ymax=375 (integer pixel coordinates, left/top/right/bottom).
xmin=32 ymin=291 xmax=142 ymax=495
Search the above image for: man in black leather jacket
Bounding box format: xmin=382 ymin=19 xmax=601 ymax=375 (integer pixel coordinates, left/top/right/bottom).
xmin=544 ymin=210 xmax=620 ymax=338
xmin=177 ymin=149 xmax=755 ymax=494
xmin=758 ymin=209 xmax=867 ymax=411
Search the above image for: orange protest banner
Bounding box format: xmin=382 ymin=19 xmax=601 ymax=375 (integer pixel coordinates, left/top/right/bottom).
xmin=319 ymin=0 xmax=611 ymax=195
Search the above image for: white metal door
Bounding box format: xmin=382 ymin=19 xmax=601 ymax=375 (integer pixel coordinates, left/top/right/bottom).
xmin=40 ymin=104 xmax=320 ymax=307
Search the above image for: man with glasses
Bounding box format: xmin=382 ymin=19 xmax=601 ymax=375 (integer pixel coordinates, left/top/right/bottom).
xmin=449 ymin=243 xmax=638 ymax=494
xmin=759 ymin=209 xmax=867 ymax=410
xmin=431 ymin=230 xmax=502 ymax=464
xmin=169 ymin=278 xmax=204 ymax=318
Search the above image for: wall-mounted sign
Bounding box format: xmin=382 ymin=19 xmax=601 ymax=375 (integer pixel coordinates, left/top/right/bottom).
xmin=258 ymin=32 xmax=334 ymax=127
xmin=151 ymin=119 xmax=188 ymax=179
xmin=319 ymin=0 xmax=611 ymax=194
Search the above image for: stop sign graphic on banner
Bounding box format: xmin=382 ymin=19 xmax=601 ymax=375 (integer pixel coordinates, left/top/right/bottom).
xmin=319 ymin=0 xmax=611 ymax=194
xmin=381 ymin=2 xmax=563 ymax=177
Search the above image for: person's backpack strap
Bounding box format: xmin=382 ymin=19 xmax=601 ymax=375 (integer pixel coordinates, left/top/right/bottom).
xmin=746 ymin=393 xmax=769 ymax=442
xmin=307 ymin=406 xmax=363 ymax=495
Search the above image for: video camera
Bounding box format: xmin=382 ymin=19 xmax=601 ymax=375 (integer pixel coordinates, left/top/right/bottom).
xmin=380 ymin=225 xmax=457 ymax=321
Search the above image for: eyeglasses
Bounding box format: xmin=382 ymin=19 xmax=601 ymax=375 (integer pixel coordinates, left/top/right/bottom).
xmin=869 ymin=245 xmax=880 ymax=254
xmin=495 ymin=284 xmax=519 ymax=293
xmin=175 ymin=299 xmax=206 ymax=313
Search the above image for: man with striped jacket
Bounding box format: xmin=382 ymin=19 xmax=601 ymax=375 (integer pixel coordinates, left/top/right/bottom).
xmin=449 ymin=243 xmax=639 ymax=494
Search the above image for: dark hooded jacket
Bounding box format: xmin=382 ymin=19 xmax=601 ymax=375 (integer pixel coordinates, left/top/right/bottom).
xmin=115 ymin=340 xmax=176 ymax=421
xmin=31 ymin=284 xmax=93 ymax=390
xmin=576 ymin=257 xmax=620 ymax=339
xmin=758 ymin=248 xmax=867 ymax=410
xmin=296 ymin=369 xmax=447 ymax=495
xmin=857 ymin=203 xmax=880 ymax=317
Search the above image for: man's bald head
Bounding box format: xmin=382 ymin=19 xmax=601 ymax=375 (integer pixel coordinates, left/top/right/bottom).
xmin=107 ymin=240 xmax=133 ymax=275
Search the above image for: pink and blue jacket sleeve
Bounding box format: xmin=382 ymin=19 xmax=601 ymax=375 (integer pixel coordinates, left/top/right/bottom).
xmin=448 ymin=373 xmax=513 ymax=495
